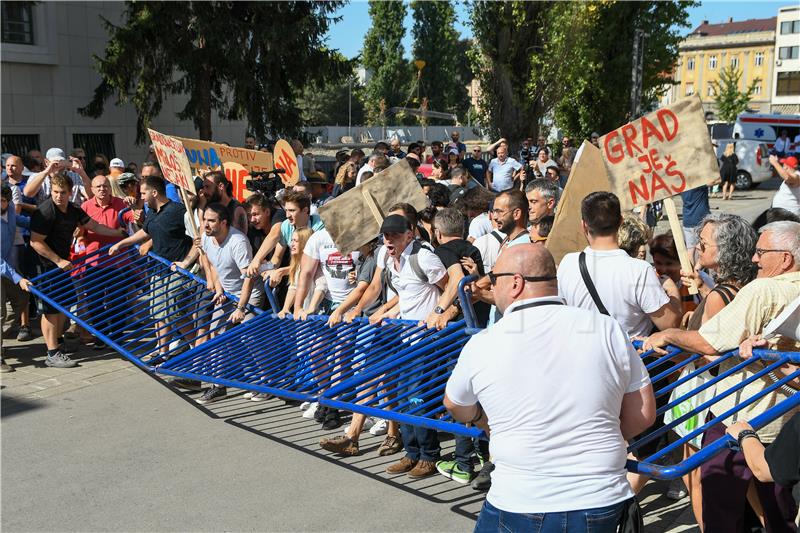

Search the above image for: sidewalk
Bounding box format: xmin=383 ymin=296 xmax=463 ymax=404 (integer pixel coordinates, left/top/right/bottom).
xmin=2 ymin=329 xmax=699 ymax=532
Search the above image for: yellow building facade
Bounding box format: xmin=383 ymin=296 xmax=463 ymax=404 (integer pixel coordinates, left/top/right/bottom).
xmin=677 ymin=18 xmax=776 ymax=116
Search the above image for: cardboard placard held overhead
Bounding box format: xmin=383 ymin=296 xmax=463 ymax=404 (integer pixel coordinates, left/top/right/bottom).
xmin=319 ymin=158 xmax=428 ymax=255
xmin=598 ymin=95 xmax=718 ymax=211
xmin=273 ymin=139 xmax=301 ymax=186
xmin=175 ymin=136 xmax=274 ymax=202
xmin=148 ymin=129 xmax=196 ymax=195
xmin=545 ymin=142 xmax=610 ymax=265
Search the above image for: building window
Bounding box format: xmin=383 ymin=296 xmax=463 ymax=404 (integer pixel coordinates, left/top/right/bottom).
xmin=1 ymin=134 xmax=40 ymax=157
xmin=753 ymin=82 xmax=761 ymax=95
xmin=755 ymin=52 xmax=764 ymax=66
xmin=687 ymin=57 xmax=695 ymax=71
xmin=779 ymin=46 xmax=799 ymax=60
xmin=686 ymin=83 xmax=694 ymax=96
xmin=73 ymin=134 xmax=116 ymax=168
xmin=707 ymin=84 xmax=715 ymax=96
xmin=730 ymin=56 xmax=739 ymax=69
xmin=776 ymin=71 xmax=800 ymax=97
xmin=709 ymin=55 xmax=717 ymax=70
xmin=780 ymin=20 xmax=800 ymax=34
xmin=1 ymin=2 xmax=34 ymax=45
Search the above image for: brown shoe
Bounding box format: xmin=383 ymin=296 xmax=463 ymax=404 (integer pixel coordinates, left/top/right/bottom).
xmin=377 ymin=435 xmax=403 ymax=456
xmin=385 ymin=456 xmax=417 ymax=474
xmin=408 ymin=459 xmax=437 ymax=479
xmin=319 ymin=435 xmax=360 ymax=456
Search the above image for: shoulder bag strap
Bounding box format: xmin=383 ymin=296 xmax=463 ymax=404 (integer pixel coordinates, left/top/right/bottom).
xmin=579 ymin=251 xmax=610 ymax=316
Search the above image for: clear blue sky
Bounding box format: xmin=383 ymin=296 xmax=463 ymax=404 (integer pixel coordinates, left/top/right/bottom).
xmin=325 ymin=1 xmax=789 ymax=60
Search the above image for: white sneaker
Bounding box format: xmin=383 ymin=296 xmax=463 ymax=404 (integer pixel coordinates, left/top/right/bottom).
xmin=369 ymin=418 xmax=388 ymax=436
xmin=302 ymin=402 xmax=319 ymax=419
xmin=343 ymin=417 xmax=375 ymax=435
xmin=243 ymin=391 xmax=256 ymax=399
xmin=299 ymin=401 xmax=312 ymax=411
xmin=250 ymin=393 xmax=271 ymax=402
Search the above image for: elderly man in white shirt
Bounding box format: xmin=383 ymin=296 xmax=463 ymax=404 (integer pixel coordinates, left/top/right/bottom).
xmin=445 ymin=244 xmax=656 ymax=532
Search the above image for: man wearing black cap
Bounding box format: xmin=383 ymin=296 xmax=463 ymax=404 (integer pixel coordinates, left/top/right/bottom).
xmin=377 ymin=213 xmax=449 ymax=479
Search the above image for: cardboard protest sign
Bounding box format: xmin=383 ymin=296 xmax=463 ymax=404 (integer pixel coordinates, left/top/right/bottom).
xmin=273 ymin=139 xmax=300 ymax=186
xmin=598 ymin=95 xmax=718 ymax=211
xmin=319 ymin=158 xmax=428 ymax=255
xmin=546 ymin=142 xmax=610 ymax=265
xmin=176 ymin=136 xmax=274 ymax=202
xmin=147 ymin=129 xmax=196 ymax=195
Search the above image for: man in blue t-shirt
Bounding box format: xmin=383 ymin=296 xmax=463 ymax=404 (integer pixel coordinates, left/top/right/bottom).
xmin=680 ymin=187 xmax=710 ymax=252
xmin=245 ymin=189 xmax=324 ymax=279
xmin=463 ymin=146 xmax=489 ymax=186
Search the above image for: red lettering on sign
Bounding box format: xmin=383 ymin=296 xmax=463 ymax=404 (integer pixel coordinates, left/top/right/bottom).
xmin=657 ymin=109 xmax=679 ymax=141
xmin=629 ymin=176 xmax=651 ymax=205
xmin=650 ymin=172 xmax=670 ymax=197
xmin=604 ymin=131 xmax=625 ymax=164
xmin=640 ymin=117 xmax=664 ymax=149
xmin=621 ymin=124 xmax=643 ymax=158
xmin=665 ymin=157 xmax=686 ymax=193
xmin=276 ymin=151 xmax=297 ymax=176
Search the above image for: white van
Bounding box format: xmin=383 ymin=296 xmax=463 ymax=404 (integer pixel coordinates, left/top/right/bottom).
xmin=733 ymin=113 xmax=800 ymax=151
xmin=714 ymin=139 xmax=772 ymax=189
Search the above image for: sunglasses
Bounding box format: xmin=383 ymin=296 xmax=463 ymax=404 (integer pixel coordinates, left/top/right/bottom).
xmin=487 ymin=271 xmax=557 ymax=285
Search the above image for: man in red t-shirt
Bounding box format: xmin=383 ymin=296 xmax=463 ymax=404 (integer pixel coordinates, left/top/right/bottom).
xmin=81 ymin=175 xmax=135 ymax=345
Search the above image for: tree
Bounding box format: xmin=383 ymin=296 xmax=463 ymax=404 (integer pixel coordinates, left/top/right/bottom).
xmin=469 ymin=1 xmax=694 ymax=145
xmin=361 ymin=0 xmax=410 ymax=125
xmin=712 ymin=65 xmax=760 ymax=123
xmin=297 ymin=74 xmax=366 ymax=126
xmin=410 ymin=1 xmax=469 ymax=122
xmin=80 ymin=1 xmax=352 ymax=142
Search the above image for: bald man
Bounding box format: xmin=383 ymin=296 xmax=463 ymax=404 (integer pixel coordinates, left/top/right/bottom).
xmin=444 ymin=244 xmax=656 ymax=529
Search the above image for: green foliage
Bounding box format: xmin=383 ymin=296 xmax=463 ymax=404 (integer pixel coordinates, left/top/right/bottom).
xmin=80 ymin=1 xmax=353 ymax=142
xmin=410 ymin=1 xmax=469 ymax=122
xmin=469 ymin=1 xmax=694 ymax=145
xmin=712 ymin=65 xmax=760 ymax=123
xmin=361 ymin=0 xmax=409 ymax=125
xmin=297 ymin=73 xmax=366 ymax=126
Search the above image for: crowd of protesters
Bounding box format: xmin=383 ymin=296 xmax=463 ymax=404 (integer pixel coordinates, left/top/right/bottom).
xmin=2 ymin=131 xmax=800 ymax=532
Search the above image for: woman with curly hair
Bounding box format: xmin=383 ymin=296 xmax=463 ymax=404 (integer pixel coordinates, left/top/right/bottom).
xmin=673 ymin=212 xmax=758 ymax=529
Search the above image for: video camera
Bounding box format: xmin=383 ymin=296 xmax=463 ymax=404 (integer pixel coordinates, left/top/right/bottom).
xmin=246 ymin=168 xmax=286 ymax=198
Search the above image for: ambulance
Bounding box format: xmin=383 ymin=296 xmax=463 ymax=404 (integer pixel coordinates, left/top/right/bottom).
xmin=733 ymin=113 xmax=800 ymax=151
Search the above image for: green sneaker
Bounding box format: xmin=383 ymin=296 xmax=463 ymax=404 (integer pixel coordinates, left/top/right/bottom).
xmin=435 ymin=459 xmax=474 ymax=484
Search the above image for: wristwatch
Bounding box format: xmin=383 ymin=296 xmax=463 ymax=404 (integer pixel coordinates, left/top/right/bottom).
xmin=434 ymin=306 xmax=445 ymax=314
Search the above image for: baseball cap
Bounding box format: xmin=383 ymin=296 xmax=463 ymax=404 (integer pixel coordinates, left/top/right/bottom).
xmin=117 ymin=172 xmax=138 ymax=185
xmin=110 ymin=158 xmax=125 ymax=168
xmin=779 ymin=155 xmax=798 ymax=169
xmin=380 ymin=214 xmax=412 ymax=234
xmin=45 ymin=148 xmax=66 ymax=161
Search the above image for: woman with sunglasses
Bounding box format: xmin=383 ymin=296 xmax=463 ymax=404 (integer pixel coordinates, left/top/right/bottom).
xmin=670 ymin=212 xmax=758 ymax=528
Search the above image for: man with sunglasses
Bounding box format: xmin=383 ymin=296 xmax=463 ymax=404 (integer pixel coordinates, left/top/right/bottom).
xmin=643 ymin=221 xmax=800 ymax=531
xmin=445 ymin=243 xmax=655 ymax=531
xmin=463 ymin=146 xmax=489 ymax=187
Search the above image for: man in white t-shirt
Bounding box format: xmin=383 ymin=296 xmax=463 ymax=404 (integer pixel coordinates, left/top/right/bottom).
xmin=558 ymin=191 xmax=680 ymax=338
xmin=445 ymin=244 xmax=655 ymax=529
xmin=769 ymin=154 xmax=800 ymax=216
xmin=293 ymin=227 xmax=358 ymax=318
xmin=377 ymin=214 xmax=449 ymax=480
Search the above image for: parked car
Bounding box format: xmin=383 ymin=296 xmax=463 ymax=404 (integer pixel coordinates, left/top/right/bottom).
xmin=714 ymin=139 xmax=772 ymax=190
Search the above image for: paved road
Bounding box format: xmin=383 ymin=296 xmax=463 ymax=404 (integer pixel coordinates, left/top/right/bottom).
xmin=1 ymin=179 xmax=779 ymax=532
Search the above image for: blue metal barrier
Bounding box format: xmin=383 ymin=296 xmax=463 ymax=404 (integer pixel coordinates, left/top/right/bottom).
xmin=28 ymin=245 xmax=259 ymax=368
xmin=27 ymin=247 xmax=800 ymax=480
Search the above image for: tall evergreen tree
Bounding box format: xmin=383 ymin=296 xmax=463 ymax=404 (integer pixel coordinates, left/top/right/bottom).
xmin=361 ymin=0 xmax=410 ymax=125
xmin=410 ymin=1 xmax=468 ymax=121
xmin=80 ymin=1 xmax=352 ymax=142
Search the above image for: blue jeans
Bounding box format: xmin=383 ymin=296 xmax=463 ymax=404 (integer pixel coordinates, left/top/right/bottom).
xmin=474 ymin=498 xmax=630 ymax=533
xmin=455 ymin=436 xmax=489 ymax=471
xmin=400 ymin=423 xmax=440 ymax=462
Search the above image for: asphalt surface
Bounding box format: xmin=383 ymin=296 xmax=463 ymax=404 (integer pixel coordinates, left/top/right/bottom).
xmin=1 ymin=177 xmax=780 ymax=532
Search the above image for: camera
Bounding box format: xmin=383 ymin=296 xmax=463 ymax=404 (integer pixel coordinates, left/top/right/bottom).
xmin=245 ymin=168 xmax=285 ymax=197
